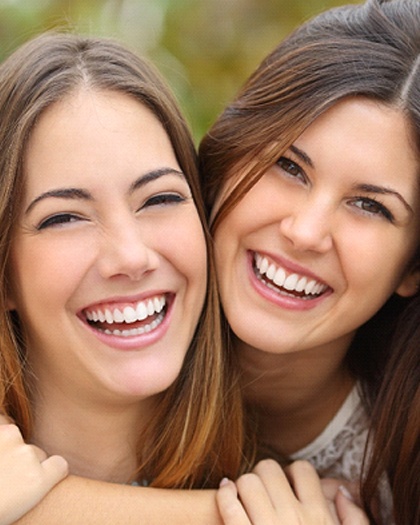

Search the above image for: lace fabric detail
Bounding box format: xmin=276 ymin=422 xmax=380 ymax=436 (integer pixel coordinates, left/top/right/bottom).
xmin=290 ymin=385 xmax=394 ymax=524
xmin=290 ymin=386 xmax=368 ymax=480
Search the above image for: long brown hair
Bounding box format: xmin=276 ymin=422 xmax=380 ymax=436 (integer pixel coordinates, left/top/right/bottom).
xmin=0 ymin=32 xmax=246 ymax=488
xmin=199 ymin=0 xmax=419 ymax=520
xmin=363 ymin=295 xmax=420 ymax=524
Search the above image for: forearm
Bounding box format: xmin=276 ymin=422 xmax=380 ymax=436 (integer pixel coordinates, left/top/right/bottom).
xmin=15 ymin=476 xmax=222 ymax=525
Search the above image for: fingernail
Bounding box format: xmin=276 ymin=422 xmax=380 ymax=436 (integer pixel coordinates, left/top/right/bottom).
xmin=338 ymin=485 xmax=354 ymax=501
xmin=219 ymin=477 xmax=230 ymax=487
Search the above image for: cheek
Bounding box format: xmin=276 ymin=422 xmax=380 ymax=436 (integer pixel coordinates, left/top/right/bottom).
xmin=9 ymin=238 xmax=93 ymax=315
xmin=339 ymin=226 xmax=417 ymax=295
xmin=161 ymin=218 xmax=208 ymax=289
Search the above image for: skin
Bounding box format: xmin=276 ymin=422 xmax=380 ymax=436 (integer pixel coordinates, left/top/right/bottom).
xmin=4 ymin=87 xmax=207 ymax=518
xmin=214 ymin=98 xmax=420 ymax=455
xmin=10 ymin=101 xmax=384 ymax=525
xmin=217 ymin=460 xmax=368 ymax=525
xmin=0 ymin=422 xmax=67 ymax=525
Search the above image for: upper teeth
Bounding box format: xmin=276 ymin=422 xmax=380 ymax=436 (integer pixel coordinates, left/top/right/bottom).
xmin=85 ymin=296 xmax=166 ymax=324
xmin=255 ymin=254 xmax=327 ymax=296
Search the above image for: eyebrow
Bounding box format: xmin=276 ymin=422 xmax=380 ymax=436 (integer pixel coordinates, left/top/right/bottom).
xmin=289 ymin=145 xmax=314 ymax=169
xmin=288 ymin=145 xmax=413 ymax=214
xmin=25 ymin=167 xmax=185 ymax=215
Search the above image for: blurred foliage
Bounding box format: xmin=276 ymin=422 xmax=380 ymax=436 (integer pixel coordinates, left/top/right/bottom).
xmin=0 ymin=0 xmax=360 ymax=141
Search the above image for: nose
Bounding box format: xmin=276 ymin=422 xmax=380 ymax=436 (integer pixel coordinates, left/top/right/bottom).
xmin=279 ymin=197 xmax=334 ymax=253
xmin=97 ymin=216 xmax=160 ymax=280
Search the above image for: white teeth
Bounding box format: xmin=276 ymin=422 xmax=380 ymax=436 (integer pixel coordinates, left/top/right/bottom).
xmin=296 ymin=277 xmax=307 ymax=292
xmin=123 ymin=306 xmax=137 ymax=324
xmin=86 ymin=296 xmax=166 ymax=325
xmin=305 ymin=280 xmax=316 ymax=294
xmin=147 ymin=300 xmax=154 ymax=316
xmin=113 ymin=309 xmax=124 ymax=323
xmin=259 ymin=257 xmax=269 ymax=274
xmin=136 ymin=301 xmax=148 ymax=321
xmin=154 ymin=297 xmax=163 ymax=313
xmin=284 ymin=273 xmax=299 ymax=291
xmin=105 ymin=309 xmax=113 ymax=324
xmin=254 ymin=254 xmax=327 ymax=297
xmin=273 ymin=267 xmax=286 ymax=287
xmin=101 ymin=312 xmax=164 ymax=337
xmin=266 ymin=264 xmax=276 ymax=280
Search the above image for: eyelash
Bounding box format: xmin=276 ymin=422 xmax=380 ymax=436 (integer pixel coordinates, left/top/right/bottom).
xmin=277 ymin=156 xmax=395 ymax=222
xmin=142 ymin=193 xmax=186 ymax=208
xmin=277 ymin=156 xmax=306 ymax=182
xmin=37 ymin=193 xmax=186 ymax=230
xmin=350 ymin=197 xmax=394 ymax=222
xmin=37 ymin=213 xmax=82 ymax=230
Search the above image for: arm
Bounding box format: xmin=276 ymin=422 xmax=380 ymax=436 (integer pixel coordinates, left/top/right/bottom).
xmin=15 ymin=477 xmax=223 ymax=525
xmin=0 ymin=423 xmax=68 ymax=525
xmin=0 ymin=415 xmax=221 ymax=525
xmin=216 ymin=460 xmax=369 ymax=525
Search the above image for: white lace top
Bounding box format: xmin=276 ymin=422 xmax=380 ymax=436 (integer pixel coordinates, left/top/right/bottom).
xmin=290 ymin=385 xmax=393 ymax=524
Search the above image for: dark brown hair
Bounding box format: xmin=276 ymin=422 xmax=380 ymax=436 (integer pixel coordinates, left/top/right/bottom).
xmin=199 ymin=0 xmax=419 ymax=521
xmin=0 ymin=32 xmax=246 ymax=488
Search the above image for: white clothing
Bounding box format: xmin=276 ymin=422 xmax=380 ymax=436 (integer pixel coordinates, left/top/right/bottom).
xmin=290 ymin=385 xmax=393 ymax=524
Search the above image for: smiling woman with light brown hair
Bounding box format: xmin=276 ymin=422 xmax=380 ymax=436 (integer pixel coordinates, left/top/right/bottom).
xmin=0 ymin=31 xmax=246 ymax=522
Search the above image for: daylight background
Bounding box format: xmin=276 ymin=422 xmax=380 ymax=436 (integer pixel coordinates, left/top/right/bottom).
xmin=0 ymin=0 xmax=360 ymax=141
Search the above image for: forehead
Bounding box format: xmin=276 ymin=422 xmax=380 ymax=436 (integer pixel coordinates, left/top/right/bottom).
xmin=295 ymin=97 xmax=419 ymax=189
xmin=22 ymin=89 xmax=178 ymax=192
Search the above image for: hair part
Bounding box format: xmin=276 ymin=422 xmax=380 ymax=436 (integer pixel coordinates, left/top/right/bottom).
xmin=199 ymin=0 xmax=420 ymax=520
xmin=0 ymin=32 xmax=247 ymax=488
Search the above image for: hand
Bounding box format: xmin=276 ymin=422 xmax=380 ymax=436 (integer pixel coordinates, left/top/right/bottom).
xmin=0 ymin=416 xmax=68 ymax=524
xmin=216 ymin=459 xmax=369 ymax=525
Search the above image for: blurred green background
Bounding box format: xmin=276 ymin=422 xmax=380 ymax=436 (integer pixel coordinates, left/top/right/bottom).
xmin=0 ymin=0 xmax=360 ymax=142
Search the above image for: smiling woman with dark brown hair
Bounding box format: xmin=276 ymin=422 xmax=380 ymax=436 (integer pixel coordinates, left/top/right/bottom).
xmin=200 ymin=1 xmax=420 ymax=523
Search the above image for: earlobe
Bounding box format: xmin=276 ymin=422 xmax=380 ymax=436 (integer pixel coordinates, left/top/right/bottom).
xmin=395 ymin=269 xmax=420 ymax=298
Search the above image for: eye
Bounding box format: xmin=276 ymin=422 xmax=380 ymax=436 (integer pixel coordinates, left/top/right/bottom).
xmin=277 ymin=157 xmax=306 ymax=182
xmin=37 ymin=213 xmax=83 ymax=230
xmin=351 ymin=197 xmax=395 ymax=222
xmin=142 ymin=193 xmax=186 ymax=209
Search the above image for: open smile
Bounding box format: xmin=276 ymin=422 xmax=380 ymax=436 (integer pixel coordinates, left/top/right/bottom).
xmin=82 ymin=295 xmax=169 ymax=337
xmin=253 ymin=253 xmax=330 ymax=300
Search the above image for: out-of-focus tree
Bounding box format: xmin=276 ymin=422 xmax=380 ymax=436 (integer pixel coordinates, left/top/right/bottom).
xmin=0 ymin=0 xmax=360 ymax=140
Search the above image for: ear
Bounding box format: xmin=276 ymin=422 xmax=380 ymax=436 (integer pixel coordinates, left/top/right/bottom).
xmin=395 ymin=267 xmax=420 ymax=298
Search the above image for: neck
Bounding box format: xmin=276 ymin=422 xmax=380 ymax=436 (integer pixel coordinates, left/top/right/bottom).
xmin=30 ymin=383 xmax=157 ymax=484
xmin=237 ymin=335 xmax=355 ymax=455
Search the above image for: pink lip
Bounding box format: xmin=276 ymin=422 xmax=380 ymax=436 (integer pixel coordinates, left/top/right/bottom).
xmin=78 ymin=292 xmax=174 ymax=351
xmin=248 ymin=251 xmax=332 ymax=311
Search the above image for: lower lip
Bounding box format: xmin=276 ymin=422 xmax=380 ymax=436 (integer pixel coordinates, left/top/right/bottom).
xmin=81 ymin=299 xmax=173 ymax=351
xmin=247 ymin=252 xmax=331 ymax=311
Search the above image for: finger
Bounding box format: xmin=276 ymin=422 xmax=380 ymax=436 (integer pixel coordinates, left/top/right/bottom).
xmin=31 ymin=443 xmax=49 ymax=462
xmin=40 ymin=454 xmax=69 ymax=487
xmin=335 ymin=486 xmax=370 ymax=525
xmin=252 ymin=459 xmax=295 ymax=512
xmin=236 ymin=471 xmax=279 ymax=523
xmin=320 ymin=478 xmax=346 ymax=522
xmin=285 ymin=461 xmax=329 ymax=509
xmin=216 ymin=478 xmax=251 ymax=525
